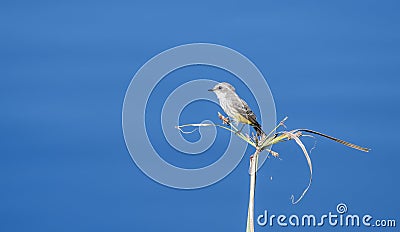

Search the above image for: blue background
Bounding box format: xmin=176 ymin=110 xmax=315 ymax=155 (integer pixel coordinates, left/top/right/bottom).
xmin=1 ymin=0 xmax=399 ymax=231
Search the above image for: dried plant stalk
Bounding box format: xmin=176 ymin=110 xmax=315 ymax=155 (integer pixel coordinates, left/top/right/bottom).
xmin=176 ymin=115 xmax=370 ymax=232
xmin=246 ymin=151 xmax=259 ymax=232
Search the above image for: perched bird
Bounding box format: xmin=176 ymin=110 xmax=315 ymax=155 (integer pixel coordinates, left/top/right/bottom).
xmin=208 ymin=82 xmax=263 ymax=136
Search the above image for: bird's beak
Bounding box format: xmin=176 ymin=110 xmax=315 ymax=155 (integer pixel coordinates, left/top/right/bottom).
xmin=208 ymin=88 xmax=214 ymax=92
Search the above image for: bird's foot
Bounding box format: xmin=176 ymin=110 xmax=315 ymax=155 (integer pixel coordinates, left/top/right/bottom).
xmin=218 ymin=112 xmax=231 ymax=125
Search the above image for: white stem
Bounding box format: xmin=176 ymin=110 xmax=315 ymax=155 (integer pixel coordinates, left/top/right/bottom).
xmin=246 ymin=151 xmax=259 ymax=232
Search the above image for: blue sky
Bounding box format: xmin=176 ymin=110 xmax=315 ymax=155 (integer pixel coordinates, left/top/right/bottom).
xmin=1 ymin=0 xmax=399 ymax=231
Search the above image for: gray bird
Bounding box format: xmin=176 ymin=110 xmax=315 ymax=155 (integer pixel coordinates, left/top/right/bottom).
xmin=208 ymin=82 xmax=263 ymax=136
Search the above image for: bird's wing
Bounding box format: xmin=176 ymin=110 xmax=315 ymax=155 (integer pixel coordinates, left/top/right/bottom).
xmin=233 ymin=99 xmax=260 ymax=126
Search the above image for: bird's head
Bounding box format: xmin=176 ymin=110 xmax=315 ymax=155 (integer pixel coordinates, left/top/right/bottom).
xmin=208 ymin=82 xmax=236 ymax=99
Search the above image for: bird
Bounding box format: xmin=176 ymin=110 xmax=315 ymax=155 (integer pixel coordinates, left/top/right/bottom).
xmin=208 ymin=82 xmax=263 ymax=136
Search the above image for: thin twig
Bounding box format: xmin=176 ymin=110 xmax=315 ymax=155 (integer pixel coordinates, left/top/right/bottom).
xmin=283 ymin=131 xmax=313 ymax=204
xmin=176 ymin=123 xmax=256 ymax=148
xmin=259 ymin=116 xmax=288 ymax=148
xmin=297 ymin=129 xmax=370 ymax=152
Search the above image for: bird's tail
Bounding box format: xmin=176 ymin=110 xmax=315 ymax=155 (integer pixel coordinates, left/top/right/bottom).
xmin=252 ymin=122 xmax=264 ymax=137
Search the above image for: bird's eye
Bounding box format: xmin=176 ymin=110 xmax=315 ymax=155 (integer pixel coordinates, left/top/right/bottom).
xmin=218 ymin=86 xmax=222 ymax=89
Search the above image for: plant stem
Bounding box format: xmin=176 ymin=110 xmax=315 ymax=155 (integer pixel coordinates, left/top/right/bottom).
xmin=246 ymin=149 xmax=261 ymax=232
